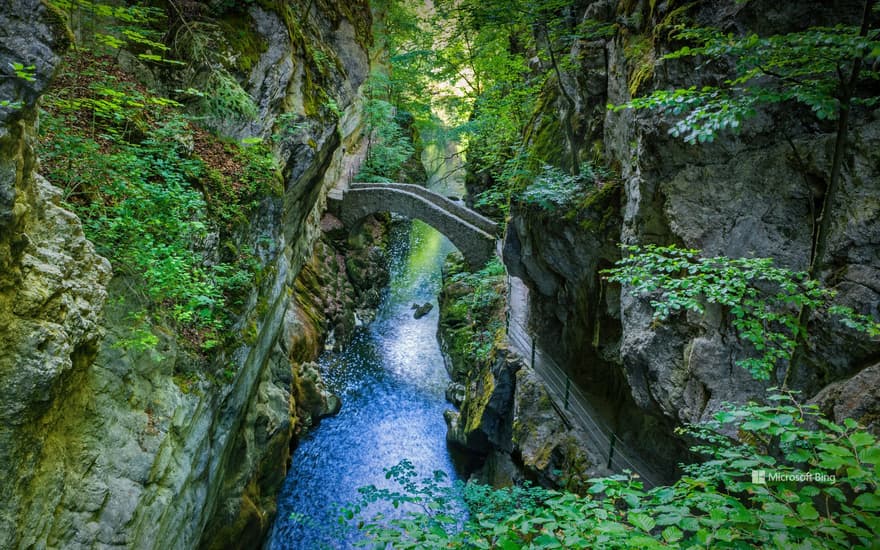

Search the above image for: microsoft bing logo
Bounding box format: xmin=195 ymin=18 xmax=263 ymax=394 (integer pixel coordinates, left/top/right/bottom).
xmin=750 ymin=469 xmax=835 ymax=485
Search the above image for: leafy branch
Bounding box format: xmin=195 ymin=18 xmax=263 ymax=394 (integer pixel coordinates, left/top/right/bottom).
xmin=347 ymin=393 xmax=880 ymax=548
xmin=602 ymin=245 xmax=879 ymax=380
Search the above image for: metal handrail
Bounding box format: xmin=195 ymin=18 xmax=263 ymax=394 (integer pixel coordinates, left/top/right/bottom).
xmin=506 ymin=315 xmax=662 ymax=488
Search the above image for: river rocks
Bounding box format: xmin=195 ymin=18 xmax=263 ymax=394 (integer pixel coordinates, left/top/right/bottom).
xmin=412 ymin=302 xmax=433 ymax=318
xmin=295 ymin=362 xmax=342 ymax=427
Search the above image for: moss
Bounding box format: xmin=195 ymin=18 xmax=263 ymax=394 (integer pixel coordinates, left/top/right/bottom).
xmin=254 ymin=295 xmax=269 ymax=317
xmin=40 ymin=0 xmax=75 ymax=51
xmin=524 ymin=83 xmax=565 ymax=165
xmin=243 ymin=319 xmax=259 ymax=346
xmin=623 ymin=33 xmax=655 ymax=97
xmin=573 ymin=179 xmax=623 ymax=234
xmin=464 ymin=366 xmax=496 ymax=434
xmin=218 ymin=13 xmax=268 ymax=74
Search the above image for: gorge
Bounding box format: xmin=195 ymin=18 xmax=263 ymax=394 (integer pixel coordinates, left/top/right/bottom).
xmin=0 ymin=0 xmax=878 ymax=548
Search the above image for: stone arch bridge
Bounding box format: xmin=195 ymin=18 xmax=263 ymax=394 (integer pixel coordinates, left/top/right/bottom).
xmin=328 ymin=182 xmax=498 ymax=270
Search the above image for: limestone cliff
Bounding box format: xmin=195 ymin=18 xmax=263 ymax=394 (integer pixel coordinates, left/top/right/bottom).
xmin=0 ymin=1 xmax=112 ymax=543
xmin=0 ymin=1 xmax=376 ymax=548
xmin=461 ymin=0 xmax=879 ymax=477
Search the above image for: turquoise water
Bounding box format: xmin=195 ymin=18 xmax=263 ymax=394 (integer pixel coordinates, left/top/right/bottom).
xmin=264 ymin=219 xmax=462 ymax=549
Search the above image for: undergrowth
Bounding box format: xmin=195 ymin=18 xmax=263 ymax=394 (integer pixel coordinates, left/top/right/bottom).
xmin=439 ymin=256 xmax=507 ymax=369
xmin=38 ymin=52 xmax=281 ymax=353
xmin=346 ymin=392 xmax=880 ymax=549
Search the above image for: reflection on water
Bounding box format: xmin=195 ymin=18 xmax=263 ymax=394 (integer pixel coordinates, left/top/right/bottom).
xmin=264 ymin=220 xmax=461 ymax=549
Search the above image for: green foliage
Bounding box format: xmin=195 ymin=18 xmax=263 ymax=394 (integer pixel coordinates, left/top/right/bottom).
xmin=43 ymin=111 xmax=237 ymax=330
xmin=615 ymin=23 xmax=880 ymax=143
xmin=441 ymin=257 xmax=506 ymax=366
xmin=48 ymin=0 xmax=181 ymax=66
xmin=603 ymin=245 xmax=879 ymax=380
xmin=521 ymin=162 xmax=613 ymax=212
xmin=38 ymin=53 xmax=279 ymax=349
xmin=0 ymin=62 xmax=38 ymax=110
xmin=357 ymin=93 xmax=416 ymax=182
xmin=9 ymin=62 xmax=36 ymax=81
xmin=347 ymin=394 xmax=880 ymax=548
xmin=271 ymin=111 xmax=309 ymax=142
xmin=196 ymin=70 xmax=259 ymax=121
xmin=203 ymin=140 xmax=282 ymax=228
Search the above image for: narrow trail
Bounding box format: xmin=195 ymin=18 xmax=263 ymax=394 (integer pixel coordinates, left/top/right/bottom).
xmin=505 ymin=275 xmax=665 ymax=488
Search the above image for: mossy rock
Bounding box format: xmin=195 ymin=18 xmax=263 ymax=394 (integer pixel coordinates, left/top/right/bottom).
xmin=218 ymin=13 xmax=268 ymax=74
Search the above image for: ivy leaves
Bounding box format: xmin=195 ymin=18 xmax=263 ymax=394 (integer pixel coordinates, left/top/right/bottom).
xmin=603 ymin=245 xmax=879 ymax=380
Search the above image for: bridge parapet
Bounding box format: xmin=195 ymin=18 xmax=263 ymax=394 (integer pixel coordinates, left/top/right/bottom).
xmin=328 ymin=183 xmax=497 ymax=271
xmin=349 ymin=183 xmax=498 ymax=236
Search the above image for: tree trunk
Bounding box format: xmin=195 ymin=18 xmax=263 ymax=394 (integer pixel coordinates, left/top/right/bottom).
xmin=783 ymin=0 xmax=875 ymax=389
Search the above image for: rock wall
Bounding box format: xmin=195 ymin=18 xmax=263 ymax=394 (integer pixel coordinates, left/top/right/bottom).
xmin=497 ymin=0 xmax=879 ymax=473
xmin=0 ymin=1 xmax=376 ymax=548
xmin=438 ymin=254 xmax=607 ymax=489
xmin=0 ymin=1 xmax=112 ymax=543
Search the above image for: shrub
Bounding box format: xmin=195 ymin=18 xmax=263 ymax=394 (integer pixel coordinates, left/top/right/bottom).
xmin=38 ymin=53 xmax=280 ymax=349
xmin=346 ymin=393 xmax=880 ymax=549
xmin=603 ymin=245 xmax=880 ymax=380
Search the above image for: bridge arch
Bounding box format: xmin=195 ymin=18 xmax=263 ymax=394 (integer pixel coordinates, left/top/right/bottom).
xmin=328 ymin=183 xmax=498 ymax=271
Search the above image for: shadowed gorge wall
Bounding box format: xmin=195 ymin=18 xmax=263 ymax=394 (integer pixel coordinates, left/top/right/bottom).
xmin=0 ymin=1 xmax=376 ymax=548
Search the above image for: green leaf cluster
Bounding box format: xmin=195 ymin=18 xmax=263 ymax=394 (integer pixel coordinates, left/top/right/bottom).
xmin=48 ymin=0 xmax=182 ymax=66
xmin=615 ymin=23 xmax=880 ymax=143
xmin=603 ymin=245 xmax=879 ymax=380
xmin=357 ymin=92 xmax=416 ymax=183
xmin=520 ymin=162 xmax=614 ymax=213
xmin=346 ymin=394 xmax=880 ymax=548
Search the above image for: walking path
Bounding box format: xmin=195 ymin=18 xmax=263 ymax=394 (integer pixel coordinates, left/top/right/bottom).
xmin=505 ymin=276 xmax=664 ymax=488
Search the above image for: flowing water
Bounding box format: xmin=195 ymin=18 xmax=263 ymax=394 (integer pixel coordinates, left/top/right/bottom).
xmin=264 ymin=216 xmax=464 ymax=549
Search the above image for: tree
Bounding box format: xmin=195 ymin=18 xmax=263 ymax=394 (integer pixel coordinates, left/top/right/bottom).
xmin=616 ymin=2 xmax=879 ymax=384
xmin=436 ymin=0 xmax=586 ymax=175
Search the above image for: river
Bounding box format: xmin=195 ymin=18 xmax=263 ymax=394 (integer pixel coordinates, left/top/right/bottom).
xmin=264 ymin=208 xmax=464 ymax=548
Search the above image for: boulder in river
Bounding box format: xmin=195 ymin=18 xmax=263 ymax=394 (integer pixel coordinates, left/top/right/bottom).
xmin=413 ymin=302 xmax=434 ymax=319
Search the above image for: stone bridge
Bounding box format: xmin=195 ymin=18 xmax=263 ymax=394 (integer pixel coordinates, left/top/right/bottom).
xmin=328 ymin=182 xmax=499 ymax=270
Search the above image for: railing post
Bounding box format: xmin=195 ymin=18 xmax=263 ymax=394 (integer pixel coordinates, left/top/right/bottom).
xmin=506 ymin=274 xmax=511 ymax=332
xmin=564 ymin=376 xmax=571 ymax=411
xmin=607 ymin=433 xmax=617 ymax=469
xmin=530 ymin=336 xmax=536 ymax=369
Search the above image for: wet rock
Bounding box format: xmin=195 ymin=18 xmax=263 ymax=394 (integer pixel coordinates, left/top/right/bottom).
xmin=512 ymin=368 xmax=606 ymax=488
xmin=413 ymin=302 xmax=433 ymax=319
xmin=810 ymin=362 xmax=880 ymax=435
xmin=295 ymin=362 xmax=342 ymax=426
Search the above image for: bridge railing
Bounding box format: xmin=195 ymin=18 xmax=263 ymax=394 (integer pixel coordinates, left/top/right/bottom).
xmin=350 ymin=182 xmax=498 ymax=236
xmin=505 ymin=292 xmax=664 ymax=489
